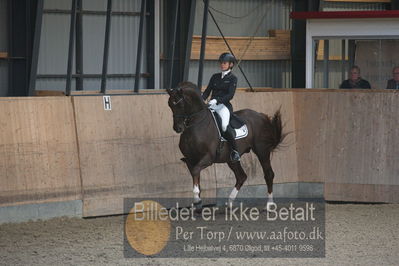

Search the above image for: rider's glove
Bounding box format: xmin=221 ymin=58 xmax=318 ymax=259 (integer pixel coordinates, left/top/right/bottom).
xmin=208 ymin=99 xmax=217 ymax=106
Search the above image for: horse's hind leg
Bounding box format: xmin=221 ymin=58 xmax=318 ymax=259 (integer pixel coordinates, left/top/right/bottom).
xmin=254 ymin=151 xmax=275 ymax=210
xmin=227 ymin=161 xmax=248 ymax=205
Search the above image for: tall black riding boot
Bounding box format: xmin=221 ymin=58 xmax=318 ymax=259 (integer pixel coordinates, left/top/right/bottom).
xmin=224 ymin=125 xmax=240 ymax=162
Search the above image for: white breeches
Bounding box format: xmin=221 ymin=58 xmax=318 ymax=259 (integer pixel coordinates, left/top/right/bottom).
xmin=211 ymin=103 xmax=230 ymax=132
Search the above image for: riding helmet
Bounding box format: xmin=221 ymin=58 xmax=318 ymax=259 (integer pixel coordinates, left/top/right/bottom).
xmin=218 ymin=52 xmax=235 ymax=64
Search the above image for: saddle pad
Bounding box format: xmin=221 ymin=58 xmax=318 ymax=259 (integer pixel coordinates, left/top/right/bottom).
xmin=210 ymin=109 xmax=248 ymax=141
xmin=221 ymin=125 xmax=248 ymax=141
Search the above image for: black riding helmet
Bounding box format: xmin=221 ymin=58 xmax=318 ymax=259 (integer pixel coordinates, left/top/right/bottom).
xmin=218 ymin=52 xmax=235 ymax=66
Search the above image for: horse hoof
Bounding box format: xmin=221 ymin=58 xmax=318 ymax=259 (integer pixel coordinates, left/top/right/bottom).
xmin=264 ymin=201 xmax=276 ymax=212
xmin=193 ymin=200 xmax=202 ymax=209
xmin=226 ymin=199 xmax=234 ymax=209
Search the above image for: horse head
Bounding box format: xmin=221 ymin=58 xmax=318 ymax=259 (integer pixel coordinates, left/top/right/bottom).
xmin=167 ymin=82 xmax=205 ymax=133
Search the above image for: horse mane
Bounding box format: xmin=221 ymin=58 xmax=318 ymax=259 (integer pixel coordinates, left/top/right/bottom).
xmin=177 ymin=81 xmax=199 ymax=91
xmin=177 ymin=81 xmax=206 ymax=109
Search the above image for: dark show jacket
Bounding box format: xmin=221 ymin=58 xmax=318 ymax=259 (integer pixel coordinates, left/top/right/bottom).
xmin=202 ymin=72 xmax=237 ymax=112
xmin=386 ymin=79 xmax=399 ymax=90
xmin=339 ymin=78 xmax=371 ymax=89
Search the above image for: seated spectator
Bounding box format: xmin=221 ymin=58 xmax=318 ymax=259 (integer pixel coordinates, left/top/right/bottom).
xmin=339 ymin=66 xmax=371 ymax=89
xmin=386 ymin=66 xmax=399 ymax=90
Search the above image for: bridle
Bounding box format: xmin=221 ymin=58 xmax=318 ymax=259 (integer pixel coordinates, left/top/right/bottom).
xmin=173 ymin=108 xmax=208 ymax=129
xmin=170 ymin=93 xmax=208 ymax=129
xmin=171 ymin=96 xmax=183 ymax=106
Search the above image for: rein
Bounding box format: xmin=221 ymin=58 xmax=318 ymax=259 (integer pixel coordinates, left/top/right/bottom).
xmin=173 ymin=108 xmax=208 ymax=129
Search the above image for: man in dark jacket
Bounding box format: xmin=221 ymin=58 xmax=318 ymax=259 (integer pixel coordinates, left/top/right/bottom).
xmin=202 ymin=52 xmax=240 ymax=162
xmin=386 ymin=66 xmax=399 ymax=90
xmin=340 ymin=66 xmax=371 ymax=89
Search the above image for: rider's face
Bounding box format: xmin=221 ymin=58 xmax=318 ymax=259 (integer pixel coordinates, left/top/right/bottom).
xmin=219 ymin=61 xmax=231 ymax=71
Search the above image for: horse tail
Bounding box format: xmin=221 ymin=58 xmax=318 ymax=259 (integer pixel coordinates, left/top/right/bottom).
xmin=262 ymin=109 xmax=285 ymax=152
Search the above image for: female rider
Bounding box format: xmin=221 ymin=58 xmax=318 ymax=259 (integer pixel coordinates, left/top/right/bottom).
xmin=202 ymin=52 xmax=240 ymax=162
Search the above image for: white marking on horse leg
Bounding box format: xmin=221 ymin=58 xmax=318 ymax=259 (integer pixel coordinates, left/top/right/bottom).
xmin=193 ymin=184 xmax=201 ymax=203
xmin=268 ymin=192 xmax=273 ymax=203
xmin=265 ymin=192 xmax=275 ymax=211
xmin=227 ymin=187 xmax=239 ymax=208
xmin=229 ymin=187 xmax=239 ymax=201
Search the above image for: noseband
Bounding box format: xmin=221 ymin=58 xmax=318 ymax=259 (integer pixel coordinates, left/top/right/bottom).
xmin=171 ymin=96 xmax=183 ymax=106
xmin=171 ymin=93 xmax=207 ymax=129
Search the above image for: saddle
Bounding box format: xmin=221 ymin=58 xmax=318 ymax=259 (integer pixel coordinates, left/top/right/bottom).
xmin=210 ymin=110 xmax=248 ymax=141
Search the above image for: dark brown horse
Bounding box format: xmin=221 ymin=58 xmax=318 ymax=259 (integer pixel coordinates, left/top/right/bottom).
xmin=167 ymin=82 xmax=285 ymax=209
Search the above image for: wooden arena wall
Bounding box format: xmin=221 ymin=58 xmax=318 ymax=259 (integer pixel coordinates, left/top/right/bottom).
xmin=293 ymin=90 xmax=399 ymax=203
xmin=0 ymin=90 xmax=398 ymax=218
xmin=0 ymin=97 xmax=82 ymax=208
xmin=72 ymin=95 xmax=217 ymax=217
xmin=72 ymin=93 xmax=298 ymax=216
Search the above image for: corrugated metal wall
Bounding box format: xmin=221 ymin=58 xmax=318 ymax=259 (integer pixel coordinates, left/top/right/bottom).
xmin=1 ymin=0 xmax=393 ymax=94
xmin=0 ymin=0 xmax=8 ymax=96
xmin=186 ymin=0 xmax=292 ymax=89
xmin=188 ymin=60 xmax=291 ymax=89
xmin=37 ymin=6 xmax=71 ymax=91
xmin=193 ymin=0 xmax=292 ymax=36
xmin=322 ymin=1 xmax=387 ymax=11
xmin=37 ymin=0 xmax=146 ymax=92
xmin=38 ymin=0 xmax=78 ymax=94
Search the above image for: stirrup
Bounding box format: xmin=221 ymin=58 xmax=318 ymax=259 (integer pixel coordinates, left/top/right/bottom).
xmin=230 ymin=150 xmax=240 ymax=162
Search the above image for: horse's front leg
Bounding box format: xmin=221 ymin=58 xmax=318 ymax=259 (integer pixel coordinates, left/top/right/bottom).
xmin=192 ymin=175 xmax=201 ymax=204
xmin=184 ymin=156 xmax=212 ymax=206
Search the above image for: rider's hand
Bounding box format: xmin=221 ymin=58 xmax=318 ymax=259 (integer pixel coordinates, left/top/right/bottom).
xmin=208 ymin=99 xmax=217 ymax=106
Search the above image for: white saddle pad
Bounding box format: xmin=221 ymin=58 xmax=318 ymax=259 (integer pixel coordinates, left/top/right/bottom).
xmin=221 ymin=124 xmax=248 ymax=141
xmin=209 ymin=109 xmax=248 ymax=141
